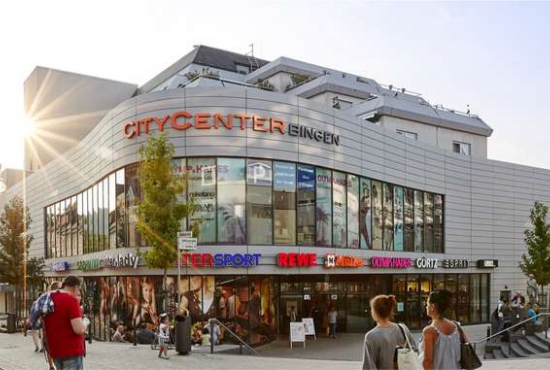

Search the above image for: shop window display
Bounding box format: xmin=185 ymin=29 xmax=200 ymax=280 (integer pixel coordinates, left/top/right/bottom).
xmin=359 ymin=178 xmax=372 ymax=249
xmin=187 ymin=158 xmax=217 ymax=243
xmin=217 ymin=158 xmax=246 ymax=243
xmin=247 ymin=159 xmax=273 ymax=245
xmin=371 ymin=181 xmax=383 ymax=250
xmin=347 ymin=174 xmax=359 ymax=248
xmin=382 ymin=183 xmax=394 ymax=251
xmin=297 ymin=165 xmax=315 ymax=245
xmin=316 ymin=168 xmax=332 ymax=246
xmin=332 ymin=171 xmax=347 ymax=248
xmin=274 ymin=162 xmax=296 ymax=245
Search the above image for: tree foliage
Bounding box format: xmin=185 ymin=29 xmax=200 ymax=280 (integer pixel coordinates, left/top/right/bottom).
xmin=520 ymin=201 xmax=550 ymax=290
xmin=136 ymin=133 xmax=199 ymax=272
xmin=0 ymin=196 xmax=44 ymax=320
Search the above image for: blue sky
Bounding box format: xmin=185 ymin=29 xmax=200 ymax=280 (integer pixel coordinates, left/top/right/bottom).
xmin=0 ymin=1 xmax=549 ymax=169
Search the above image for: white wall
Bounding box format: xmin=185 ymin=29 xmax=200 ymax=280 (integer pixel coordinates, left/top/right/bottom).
xmin=379 ymin=116 xmax=488 ymax=158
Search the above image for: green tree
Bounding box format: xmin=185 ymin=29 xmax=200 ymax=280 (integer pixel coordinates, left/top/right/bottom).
xmin=0 ymin=196 xmax=44 ymax=321
xmin=520 ymin=201 xmax=550 ymax=303
xmin=136 ymin=133 xmax=199 ymax=310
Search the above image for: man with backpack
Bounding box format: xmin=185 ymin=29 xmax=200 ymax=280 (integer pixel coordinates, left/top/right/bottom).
xmin=42 ymin=276 xmax=89 ymax=370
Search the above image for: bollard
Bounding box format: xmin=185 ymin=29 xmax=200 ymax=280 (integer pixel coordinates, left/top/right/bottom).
xmin=210 ymin=320 xmax=214 ymax=354
xmin=133 ymin=318 xmax=137 ymax=346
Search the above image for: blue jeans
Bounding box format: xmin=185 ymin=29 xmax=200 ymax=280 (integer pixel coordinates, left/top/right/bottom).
xmin=329 ymin=323 xmax=337 ymax=337
xmin=53 ymin=356 xmax=83 ymax=370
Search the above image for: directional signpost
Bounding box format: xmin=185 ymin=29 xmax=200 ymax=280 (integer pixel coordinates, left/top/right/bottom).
xmin=177 ymin=231 xmax=197 ymax=307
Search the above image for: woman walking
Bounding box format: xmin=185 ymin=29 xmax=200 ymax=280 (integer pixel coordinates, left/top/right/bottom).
xmin=419 ymin=289 xmax=462 ymax=370
xmin=362 ymin=295 xmax=416 ymax=369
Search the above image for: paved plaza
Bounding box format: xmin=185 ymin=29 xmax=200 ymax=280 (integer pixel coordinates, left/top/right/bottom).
xmin=1 ymin=331 xmax=549 ymax=370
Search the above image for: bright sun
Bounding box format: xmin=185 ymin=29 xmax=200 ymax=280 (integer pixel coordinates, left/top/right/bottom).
xmin=22 ymin=114 xmax=36 ymax=137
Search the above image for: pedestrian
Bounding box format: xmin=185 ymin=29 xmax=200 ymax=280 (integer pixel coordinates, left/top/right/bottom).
xmin=362 ymin=295 xmax=416 ymax=370
xmin=28 ymin=293 xmax=44 ymax=353
xmin=112 ymin=325 xmax=125 ymax=343
xmin=201 ymin=328 xmax=211 ymax=346
xmin=205 ymin=319 xmax=221 ymax=345
xmin=328 ymin=306 xmax=338 ymax=339
xmin=43 ymin=276 xmax=89 ymax=370
xmin=526 ymin=302 xmax=537 ymax=324
xmin=419 ymin=289 xmax=465 ymax=370
xmin=158 ymin=313 xmax=170 ymax=359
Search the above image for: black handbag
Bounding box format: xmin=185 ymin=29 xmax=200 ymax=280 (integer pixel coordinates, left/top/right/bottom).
xmin=455 ymin=322 xmax=482 ymax=369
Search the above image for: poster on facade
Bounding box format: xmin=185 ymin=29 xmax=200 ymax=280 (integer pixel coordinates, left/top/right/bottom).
xmin=302 ymin=317 xmax=316 ymax=338
xmin=394 ymin=186 xmax=404 ymax=251
xmin=290 ymin=322 xmax=306 ymax=348
xmin=360 ymin=178 xmax=372 ymax=249
xmin=316 ymin=168 xmax=332 ymax=246
xmin=217 ymin=158 xmax=246 ymax=243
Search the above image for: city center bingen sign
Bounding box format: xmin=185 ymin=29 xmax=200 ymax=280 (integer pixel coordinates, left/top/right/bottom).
xmin=123 ymin=111 xmax=341 ymax=146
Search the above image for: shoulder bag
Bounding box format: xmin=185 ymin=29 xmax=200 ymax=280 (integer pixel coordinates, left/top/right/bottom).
xmin=396 ymin=324 xmax=423 ymax=370
xmin=455 ymin=322 xmax=482 ymax=370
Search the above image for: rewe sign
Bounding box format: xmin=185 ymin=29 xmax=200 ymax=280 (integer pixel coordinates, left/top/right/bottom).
xmin=123 ymin=111 xmax=341 ymax=146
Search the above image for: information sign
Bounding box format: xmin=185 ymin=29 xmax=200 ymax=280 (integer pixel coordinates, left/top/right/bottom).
xmin=302 ymin=318 xmax=316 ymax=339
xmin=290 ymin=322 xmax=306 ymax=348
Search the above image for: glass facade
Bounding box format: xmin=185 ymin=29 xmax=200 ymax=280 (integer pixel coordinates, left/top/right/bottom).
xmin=49 ymin=272 xmax=488 ymax=343
xmin=45 ymin=157 xmax=444 ymax=256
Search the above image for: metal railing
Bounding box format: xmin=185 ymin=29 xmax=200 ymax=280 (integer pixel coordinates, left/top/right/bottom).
xmin=209 ymin=318 xmax=259 ymax=356
xmin=472 ymin=312 xmax=550 ymax=356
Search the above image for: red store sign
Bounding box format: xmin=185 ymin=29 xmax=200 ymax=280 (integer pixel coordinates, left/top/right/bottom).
xmin=325 ymin=254 xmax=363 ymax=268
xmin=277 ymin=253 xmax=317 ymax=267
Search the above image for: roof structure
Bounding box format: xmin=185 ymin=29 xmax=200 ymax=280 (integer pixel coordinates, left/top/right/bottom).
xmin=139 ymin=45 xmax=269 ymax=93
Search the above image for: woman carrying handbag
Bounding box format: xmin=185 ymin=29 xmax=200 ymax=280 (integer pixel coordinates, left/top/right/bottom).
xmin=362 ymin=295 xmax=420 ymax=369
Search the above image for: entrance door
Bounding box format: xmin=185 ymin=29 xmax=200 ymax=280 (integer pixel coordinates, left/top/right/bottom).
xmin=280 ymin=295 xmax=302 ymax=335
xmin=346 ymin=294 xmax=371 ymax=332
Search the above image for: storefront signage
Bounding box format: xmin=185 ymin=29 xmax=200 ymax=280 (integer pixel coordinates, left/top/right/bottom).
xmin=103 ymin=253 xmax=140 ymax=269
xmin=370 ymin=257 xmax=412 ymax=269
xmin=324 ymin=254 xmax=363 ymax=268
xmin=77 ymin=259 xmax=102 ymax=272
xmin=477 ymin=259 xmax=498 ymax=268
xmin=50 ymin=261 xmax=69 ymax=272
xmin=442 ymin=259 xmax=469 ymax=268
xmin=415 ymin=257 xmax=438 ymax=269
xmin=77 ymin=253 xmax=140 ymax=272
xmin=181 ymin=253 xmax=261 ymax=268
xmin=123 ymin=111 xmax=340 ymax=146
xmin=278 ymin=253 xmax=317 ymax=267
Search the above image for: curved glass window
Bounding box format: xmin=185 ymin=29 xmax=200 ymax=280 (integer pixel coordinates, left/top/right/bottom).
xmin=274 ymin=162 xmax=296 ymax=245
xmin=297 ymin=165 xmax=315 ymax=245
xmin=45 ymin=157 xmax=444 ymax=256
xmin=347 ymin=175 xmax=359 ymax=249
xmin=218 ymin=158 xmax=246 ymax=243
xmin=247 ymin=159 xmax=273 ymax=245
xmin=188 ymin=158 xmax=216 ymax=243
xmin=359 ymin=178 xmax=372 ymax=249
xmin=332 ymin=172 xmax=347 ymax=248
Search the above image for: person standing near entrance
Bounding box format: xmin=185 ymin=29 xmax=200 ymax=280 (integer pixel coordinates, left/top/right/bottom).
xmin=43 ymin=276 xmax=88 ymax=370
xmin=419 ymin=289 xmax=462 ymax=370
xmin=328 ymin=306 xmax=338 ymax=339
xmin=362 ymin=295 xmax=416 ymax=370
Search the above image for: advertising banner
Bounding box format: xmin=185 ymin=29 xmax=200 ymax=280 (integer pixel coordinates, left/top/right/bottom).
xmin=290 ymin=322 xmax=306 ymax=348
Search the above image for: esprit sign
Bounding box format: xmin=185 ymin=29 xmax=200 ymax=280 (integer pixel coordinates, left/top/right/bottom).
xmin=325 ymin=254 xmax=363 ymax=268
xmin=277 ymin=253 xmax=317 ymax=267
xmin=181 ymin=253 xmax=261 ymax=268
xmin=123 ymin=112 xmax=340 ymax=146
xmin=371 ymin=257 xmax=412 ymax=269
xmin=442 ymin=259 xmax=469 ymax=268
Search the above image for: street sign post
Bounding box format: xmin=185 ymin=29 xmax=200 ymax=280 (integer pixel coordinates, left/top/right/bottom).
xmin=177 ymin=231 xmax=197 ymax=309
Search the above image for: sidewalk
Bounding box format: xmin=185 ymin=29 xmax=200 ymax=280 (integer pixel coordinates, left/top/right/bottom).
xmin=1 ymin=331 xmax=549 ymax=370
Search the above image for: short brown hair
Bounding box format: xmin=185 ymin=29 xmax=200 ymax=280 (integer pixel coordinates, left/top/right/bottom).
xmin=370 ymin=295 xmax=397 ymax=320
xmin=62 ymin=275 xmax=81 ymax=288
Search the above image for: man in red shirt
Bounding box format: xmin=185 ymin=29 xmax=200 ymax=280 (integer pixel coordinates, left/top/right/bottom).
xmin=44 ymin=275 xmax=88 ymax=370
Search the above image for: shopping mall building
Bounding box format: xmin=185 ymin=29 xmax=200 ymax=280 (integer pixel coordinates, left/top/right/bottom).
xmin=1 ymin=45 xmax=545 ymax=344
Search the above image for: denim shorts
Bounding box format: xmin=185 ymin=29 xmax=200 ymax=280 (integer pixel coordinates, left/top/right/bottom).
xmin=53 ymin=356 xmax=84 ymax=370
